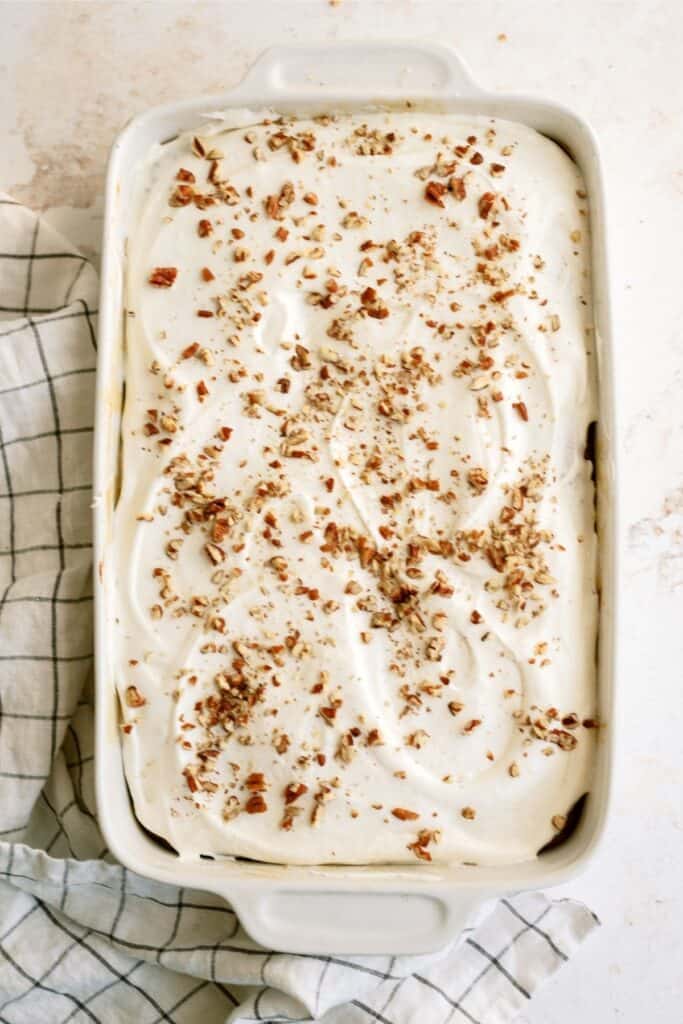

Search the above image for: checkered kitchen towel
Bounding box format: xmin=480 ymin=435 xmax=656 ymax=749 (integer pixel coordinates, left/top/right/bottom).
xmin=0 ymin=195 xmax=600 ymax=1023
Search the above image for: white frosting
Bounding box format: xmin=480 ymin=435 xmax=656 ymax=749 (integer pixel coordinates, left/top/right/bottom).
xmin=115 ymin=110 xmax=598 ymax=865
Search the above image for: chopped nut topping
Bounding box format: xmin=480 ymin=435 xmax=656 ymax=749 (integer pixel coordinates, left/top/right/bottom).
xmin=245 ymin=794 xmax=268 ymax=814
xmin=125 ymin=685 xmax=146 ymax=708
xmin=245 ymin=772 xmax=267 ymax=793
xmin=407 ymin=828 xmax=440 ymax=861
xmin=450 ymin=176 xmax=467 ymax=200
xmin=342 ymin=211 xmax=367 ymax=229
xmin=467 ymin=467 xmax=489 ymax=493
xmin=170 ymin=184 xmax=193 ymax=207
xmin=406 ymin=729 xmax=430 ymax=749
xmin=392 ymin=807 xmax=420 ymax=821
xmin=425 ymin=180 xmax=448 ymax=207
xmin=478 ymin=192 xmax=496 ymax=219
xmin=264 ymin=181 xmax=295 ymax=220
xmin=148 ymin=267 xmax=178 ymax=287
xmin=284 ymin=782 xmax=308 ymax=804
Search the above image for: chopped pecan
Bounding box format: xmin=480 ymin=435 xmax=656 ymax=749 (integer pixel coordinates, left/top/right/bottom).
xmin=392 ymin=807 xmax=420 ymax=821
xmin=424 ymin=181 xmax=448 ymax=207
xmin=284 ymin=782 xmax=308 ymax=804
xmin=169 ymin=184 xmax=193 ymax=207
xmin=291 ymin=344 xmax=311 ymax=371
xmin=204 ymin=542 xmax=225 ymax=565
xmin=449 ymin=176 xmax=467 ymax=200
xmin=467 ymin=467 xmax=489 ymax=493
xmin=264 ymin=181 xmax=295 ymax=220
xmin=425 ymin=636 xmax=445 ymax=661
xmin=125 ymin=685 xmax=146 ymax=708
xmin=245 ymin=772 xmax=267 ymax=792
xmin=478 ymin=192 xmax=496 ymax=219
xmin=148 ymin=267 xmax=178 ymax=287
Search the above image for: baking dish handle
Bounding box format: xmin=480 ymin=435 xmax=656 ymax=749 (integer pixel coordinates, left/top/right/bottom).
xmin=232 ymin=42 xmax=483 ymax=100
xmin=229 ymin=888 xmax=488 ymax=955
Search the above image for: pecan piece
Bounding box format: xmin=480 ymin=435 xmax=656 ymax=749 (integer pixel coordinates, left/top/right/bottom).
xmin=284 ymin=782 xmax=308 ymax=805
xmin=204 ymin=542 xmax=225 ymax=565
xmin=425 ymin=636 xmax=445 ymax=661
xmin=424 ymin=180 xmax=448 ymax=207
xmin=467 ymin=467 xmax=489 ymax=493
xmin=245 ymin=772 xmax=267 ymax=792
xmin=169 ymin=184 xmax=193 ymax=207
xmin=392 ymin=807 xmax=420 ymax=821
xmin=125 ymin=685 xmax=146 ymax=708
xmin=449 ymin=176 xmax=467 ymax=200
xmin=478 ymin=192 xmax=496 ymax=219
xmin=148 ymin=267 xmax=178 ymax=287
xmin=264 ymin=181 xmax=295 ymax=220
xmin=408 ymin=841 xmax=432 ymax=862
xmin=290 ymin=344 xmax=311 ymax=371
xmin=183 ymin=766 xmax=199 ymax=793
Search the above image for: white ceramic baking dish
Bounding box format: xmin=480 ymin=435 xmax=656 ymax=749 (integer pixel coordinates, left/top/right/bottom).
xmin=93 ymin=42 xmax=617 ymax=956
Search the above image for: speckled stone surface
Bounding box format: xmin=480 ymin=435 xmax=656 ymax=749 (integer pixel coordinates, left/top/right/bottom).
xmin=1 ymin=3 xmax=681 ymax=1021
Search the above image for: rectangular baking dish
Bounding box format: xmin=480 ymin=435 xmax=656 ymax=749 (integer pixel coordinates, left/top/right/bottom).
xmin=93 ymin=42 xmax=617 ymax=956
